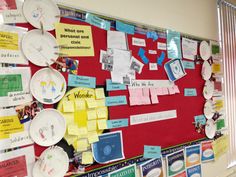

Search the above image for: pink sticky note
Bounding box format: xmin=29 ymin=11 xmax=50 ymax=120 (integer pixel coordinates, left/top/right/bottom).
xmin=150 ymin=88 xmax=157 ymax=96
xmin=129 ymin=97 xmax=138 ymax=106
xmin=151 ymin=95 xmax=159 ymax=104
xmin=141 ymin=96 xmax=151 ymax=105
xmin=168 ymin=87 xmax=175 ymax=95
xmin=173 ymin=85 xmax=180 ymax=93
xmin=162 ymin=87 xmax=169 ymax=95
xmin=129 ymin=88 xmax=143 ymax=97
xmin=156 ymin=88 xmax=164 ymax=95
xmin=142 ymin=88 xmax=150 ymax=97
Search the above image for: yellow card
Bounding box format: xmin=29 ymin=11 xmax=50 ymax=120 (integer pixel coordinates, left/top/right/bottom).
xmin=87 ymin=120 xmax=97 ymax=131
xmin=77 ymin=139 xmax=88 ymax=152
xmin=96 ymin=99 xmax=105 ymax=107
xmin=82 ymin=151 xmax=93 ymax=164
xmin=0 ymin=31 xmax=18 ymax=50
xmin=0 ymin=115 xmax=24 ymax=139
xmin=86 ymin=98 xmax=97 ymax=109
xmin=87 ymin=109 xmax=97 ymax=120
xmin=95 ymin=88 xmax=105 ymax=99
xmin=213 ymin=135 xmax=229 ymax=160
xmin=68 ymin=124 xmax=80 ymax=135
xmin=63 ymin=100 xmax=75 ymax=112
xmin=212 ymin=63 xmax=221 ymax=73
xmin=88 ymin=131 xmax=99 ymax=144
xmin=96 ymin=107 xmax=108 ymax=119
xmin=97 ymin=119 xmax=108 ymax=130
xmin=55 ymin=23 xmax=94 ymax=57
xmin=75 ymin=100 xmax=86 ymax=110
xmin=214 ymin=100 xmax=224 ymax=111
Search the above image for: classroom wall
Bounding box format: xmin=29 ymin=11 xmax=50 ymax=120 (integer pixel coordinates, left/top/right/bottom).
xmin=57 ymin=0 xmax=236 ymax=176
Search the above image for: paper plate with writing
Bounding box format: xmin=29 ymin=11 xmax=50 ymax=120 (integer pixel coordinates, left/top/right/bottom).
xmin=205 ymin=119 xmax=216 ymax=139
xmin=200 ymin=41 xmax=211 ymax=61
xmin=30 ymin=68 xmax=66 ymax=104
xmin=203 ymin=80 xmax=214 ymax=100
xmin=204 ymin=100 xmax=215 ymax=119
xmin=22 ymin=29 xmax=59 ymax=67
xmin=23 ymin=0 xmax=60 ymax=31
xmin=33 ymin=146 xmax=69 ymax=177
xmin=201 ymin=61 xmax=212 ymax=80
xmin=29 ymin=109 xmax=66 ymax=146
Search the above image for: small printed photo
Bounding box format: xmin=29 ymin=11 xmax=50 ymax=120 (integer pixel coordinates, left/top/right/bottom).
xmin=102 ymin=63 xmax=113 ymax=71
xmin=102 ymin=54 xmax=114 ymax=65
xmin=123 ymin=75 xmax=131 ymax=85
xmin=130 ymin=61 xmax=141 ymax=73
xmin=56 ymin=57 xmax=79 ymax=75
xmin=15 ymin=101 xmax=43 ymax=124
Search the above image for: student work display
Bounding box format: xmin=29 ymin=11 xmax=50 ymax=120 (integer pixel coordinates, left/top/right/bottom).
xmin=0 ymin=1 xmax=226 ymax=177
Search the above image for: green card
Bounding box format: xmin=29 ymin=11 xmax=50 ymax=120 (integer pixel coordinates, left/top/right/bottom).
xmin=212 ymin=44 xmax=220 ymax=55
xmin=0 ymin=74 xmax=23 ymax=96
xmin=217 ymin=119 xmax=225 ymax=130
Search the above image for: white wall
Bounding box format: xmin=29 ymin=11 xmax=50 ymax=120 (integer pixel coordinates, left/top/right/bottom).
xmin=57 ymin=0 xmax=236 ymax=176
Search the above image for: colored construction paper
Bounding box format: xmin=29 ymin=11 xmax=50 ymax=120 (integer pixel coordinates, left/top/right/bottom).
xmin=157 ymin=51 xmax=165 ymax=66
xmin=105 ymin=96 xmax=127 ymax=106
xmin=143 ymin=145 xmax=161 ymax=159
xmin=116 ymin=21 xmax=135 ymax=34
xmin=68 ymin=74 xmax=96 ymax=88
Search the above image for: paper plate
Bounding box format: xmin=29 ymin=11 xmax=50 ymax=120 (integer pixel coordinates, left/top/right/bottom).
xmin=23 ymin=0 xmax=60 ymax=31
xmin=33 ymin=146 xmax=69 ymax=177
xmin=205 ymin=119 xmax=216 ymax=139
xmin=22 ymin=29 xmax=59 ymax=67
xmin=30 ymin=109 xmax=66 ymax=146
xmin=204 ymin=100 xmax=215 ymax=119
xmin=30 ymin=68 xmax=66 ymax=104
xmin=201 ymin=61 xmax=212 ymax=80
xmin=203 ymin=80 xmax=214 ymax=100
xmin=200 ymin=41 xmax=211 ymax=60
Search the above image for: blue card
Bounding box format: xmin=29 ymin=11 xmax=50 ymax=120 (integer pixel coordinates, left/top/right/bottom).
xmin=183 ymin=60 xmax=195 ymax=69
xmin=106 ymin=79 xmax=127 ymax=91
xmin=105 ymin=96 xmax=127 ymax=106
xmin=194 ymin=115 xmax=206 ymax=125
xmin=85 ymin=13 xmax=110 ymax=30
xmin=184 ymin=88 xmax=197 ymax=96
xmin=107 ymin=119 xmax=128 ymax=129
xmin=143 ymin=145 xmax=161 ymax=159
xmin=68 ymin=74 xmax=96 ymax=88
xmin=116 ymin=21 xmax=135 ymax=34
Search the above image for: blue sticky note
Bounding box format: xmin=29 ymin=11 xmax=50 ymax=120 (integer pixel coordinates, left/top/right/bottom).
xmin=116 ymin=21 xmax=135 ymax=34
xmin=68 ymin=74 xmax=96 ymax=88
xmin=138 ymin=48 xmax=145 ymax=56
xmin=157 ymin=51 xmax=165 ymax=66
xmin=183 ymin=60 xmax=195 ymax=69
xmin=105 ymin=96 xmax=127 ymax=106
xmin=106 ymin=79 xmax=127 ymax=91
xmin=107 ymin=119 xmax=129 ymax=129
xmin=143 ymin=145 xmax=161 ymax=159
xmin=194 ymin=115 xmax=206 ymax=125
xmin=184 ymin=88 xmax=197 ymax=96
xmin=85 ymin=13 xmax=110 ymax=30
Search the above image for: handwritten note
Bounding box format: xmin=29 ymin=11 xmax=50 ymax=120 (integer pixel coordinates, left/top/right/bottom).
xmin=106 ymin=79 xmax=127 ymax=91
xmin=3 ymin=10 xmax=27 ymax=23
xmin=85 ymin=13 xmax=110 ymax=30
xmin=183 ymin=60 xmax=195 ymax=69
xmin=105 ymin=96 xmax=127 ymax=106
xmin=107 ymin=119 xmax=128 ymax=129
xmin=132 ymin=37 xmax=146 ymax=47
xmin=68 ymin=74 xmax=96 ymax=88
xmin=143 ymin=145 xmax=161 ymax=159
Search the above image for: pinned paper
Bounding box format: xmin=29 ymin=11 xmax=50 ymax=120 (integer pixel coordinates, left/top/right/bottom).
xmin=216 ymin=119 xmax=225 ymax=130
xmin=157 ymin=51 xmax=165 ymax=66
xmin=96 ymin=107 xmax=107 ymax=119
xmin=86 ymin=98 xmax=97 ymax=108
xmin=3 ymin=10 xmax=27 ymax=24
xmin=149 ymin=63 xmax=158 ymax=70
xmin=116 ymin=21 xmax=135 ymax=34
xmin=63 ymin=101 xmax=75 ymax=112
xmin=87 ymin=120 xmax=97 ymax=131
xmin=212 ymin=63 xmax=221 ymax=73
xmin=87 ymin=131 xmax=99 ymax=144
xmin=106 ymin=79 xmax=126 ymax=91
xmin=184 ymin=88 xmax=197 ymax=96
xmin=212 ymin=135 xmax=229 ymax=160
xmin=97 ymin=119 xmax=108 ymax=130
xmin=107 ymin=119 xmax=129 ymax=129
xmin=138 ymin=48 xmax=149 ymax=64
xmin=173 ymin=85 xmax=180 ymax=93
xmin=132 ymin=37 xmax=146 ymax=47
xmin=87 ymin=110 xmax=97 ymax=120
xmin=143 ymin=145 xmax=161 ymax=159
xmin=107 ymin=30 xmax=127 ymax=50
xmin=214 ymin=100 xmax=224 ymax=111
xmin=68 ymin=74 xmax=96 ymax=88
xmin=183 ymin=60 xmax=195 ymax=69
xmin=148 ymin=50 xmax=157 ymax=54
xmin=95 ymin=88 xmax=105 ymax=99
xmin=146 ymin=31 xmax=158 ymax=41
xmin=157 ymin=42 xmax=167 ymax=50
xmin=82 ymin=151 xmax=93 ymax=164
xmin=85 ymin=13 xmax=110 ymax=30
xmin=130 ymin=56 xmax=144 ymax=74
xmin=77 ymin=139 xmax=88 ymax=152
xmin=105 ymin=96 xmax=127 ymax=106
xmin=194 ymin=115 xmax=206 ymax=125
xmin=182 ymin=38 xmax=198 ymax=60
xmin=166 ymin=29 xmax=182 ymax=59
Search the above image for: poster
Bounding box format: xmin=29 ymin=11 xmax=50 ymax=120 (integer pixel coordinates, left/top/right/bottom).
xmin=185 ymin=144 xmax=201 ymax=168
xmin=140 ymin=158 xmax=164 ymax=177
xmin=55 ymin=23 xmax=94 ymax=57
xmin=166 ymin=30 xmax=182 ymax=59
xmin=108 ymin=164 xmax=136 ymax=177
xmin=201 ymin=141 xmax=215 ymax=162
xmin=166 ymin=150 xmax=185 ymax=177
xmin=186 ymin=165 xmax=202 ymax=177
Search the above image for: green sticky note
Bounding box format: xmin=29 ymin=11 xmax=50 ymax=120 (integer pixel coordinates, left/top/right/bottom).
xmin=0 ymin=74 xmax=22 ymax=96
xmin=217 ymin=119 xmax=225 ymax=130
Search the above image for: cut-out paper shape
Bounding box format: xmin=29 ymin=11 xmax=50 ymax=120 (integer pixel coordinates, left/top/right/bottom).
xmin=157 ymin=51 xmax=165 ymax=66
xmin=138 ymin=48 xmax=149 ymax=64
xmin=146 ymin=31 xmax=158 ymax=41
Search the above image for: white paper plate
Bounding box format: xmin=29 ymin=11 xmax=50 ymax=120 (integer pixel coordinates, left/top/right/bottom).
xmin=200 ymin=41 xmax=211 ymax=61
xmin=30 ymin=109 xmax=66 ymax=146
xmin=204 ymin=100 xmax=215 ymax=119
xmin=30 ymin=68 xmax=66 ymax=104
xmin=201 ymin=61 xmax=212 ymax=80
xmin=22 ymin=29 xmax=59 ymax=67
xmin=33 ymin=146 xmax=69 ymax=177
xmin=23 ymin=0 xmax=60 ymax=31
xmin=205 ymin=119 xmax=216 ymax=139
xmin=203 ymin=80 xmax=214 ymax=100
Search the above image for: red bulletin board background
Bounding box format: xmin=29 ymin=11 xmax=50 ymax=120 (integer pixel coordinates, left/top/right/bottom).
xmin=16 ymin=7 xmax=206 ymax=167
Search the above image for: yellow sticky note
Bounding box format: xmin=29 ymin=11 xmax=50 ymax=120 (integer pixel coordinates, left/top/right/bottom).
xmin=96 ymin=107 xmax=108 ymax=119
xmin=214 ymin=100 xmax=224 ymax=111
xmin=68 ymin=124 xmax=80 ymax=135
xmin=86 ymin=98 xmax=97 ymax=108
xmin=63 ymin=100 xmax=75 ymax=112
xmin=63 ymin=113 xmax=74 ymax=125
xmin=212 ymin=63 xmax=221 ymax=73
xmin=55 ymin=23 xmax=94 ymax=57
xmin=0 ymin=31 xmax=18 ymax=50
xmin=213 ymin=135 xmax=229 ymax=160
xmin=75 ymin=100 xmax=86 ymax=110
xmin=87 ymin=109 xmax=97 ymax=120
xmin=77 ymin=139 xmax=88 ymax=152
xmin=97 ymin=119 xmax=108 ymax=130
xmin=87 ymin=120 xmax=97 ymax=131
xmin=95 ymin=88 xmax=105 ymax=99
xmin=88 ymin=131 xmax=99 ymax=144
xmin=82 ymin=151 xmax=93 ymax=164
xmin=77 ymin=127 xmax=88 ymax=139
xmin=64 ymin=134 xmax=78 ymax=145
xmin=96 ymin=99 xmax=105 ymax=107
xmin=75 ymin=110 xmax=87 ymax=127
xmin=0 ymin=115 xmax=24 ymax=139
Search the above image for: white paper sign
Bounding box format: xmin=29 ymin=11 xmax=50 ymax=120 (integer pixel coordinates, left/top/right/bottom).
xmin=10 ymin=131 xmax=34 ymax=148
xmin=148 ymin=50 xmax=157 ymax=54
xmin=132 ymin=37 xmax=146 ymax=47
xmin=129 ymin=79 xmax=174 ymax=88
xmin=157 ymin=42 xmax=167 ymax=50
xmin=107 ymin=30 xmax=127 ymax=50
xmin=3 ymin=10 xmax=27 ymax=24
xmin=130 ymin=110 xmax=177 ymax=125
xmin=8 ymin=91 xmax=32 ymax=107
xmin=182 ymin=38 xmax=198 ymax=60
xmin=149 ymin=63 xmax=158 ymax=70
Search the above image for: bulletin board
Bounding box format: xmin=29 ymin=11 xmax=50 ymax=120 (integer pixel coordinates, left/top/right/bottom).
xmin=15 ymin=3 xmax=209 ymax=176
